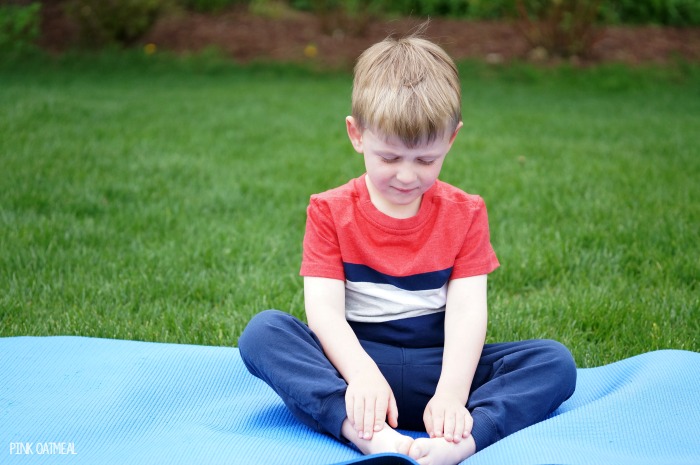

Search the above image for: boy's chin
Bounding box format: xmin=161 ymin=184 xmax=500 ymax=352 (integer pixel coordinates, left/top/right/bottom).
xmin=389 ymin=190 xmax=423 ymax=204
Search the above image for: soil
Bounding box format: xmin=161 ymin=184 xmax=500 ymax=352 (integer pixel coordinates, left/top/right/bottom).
xmin=39 ymin=2 xmax=700 ymax=69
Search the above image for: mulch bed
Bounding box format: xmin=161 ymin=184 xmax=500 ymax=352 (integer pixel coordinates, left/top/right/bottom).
xmin=38 ymin=2 xmax=700 ymax=68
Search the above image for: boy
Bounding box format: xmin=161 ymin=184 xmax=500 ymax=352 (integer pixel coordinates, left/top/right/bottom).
xmin=239 ymin=34 xmax=576 ymax=465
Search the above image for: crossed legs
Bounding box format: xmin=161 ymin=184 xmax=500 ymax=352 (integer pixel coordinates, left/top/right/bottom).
xmin=239 ymin=310 xmax=576 ymax=463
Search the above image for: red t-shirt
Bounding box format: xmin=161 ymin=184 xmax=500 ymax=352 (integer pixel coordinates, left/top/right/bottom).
xmin=300 ymin=174 xmax=499 ymax=330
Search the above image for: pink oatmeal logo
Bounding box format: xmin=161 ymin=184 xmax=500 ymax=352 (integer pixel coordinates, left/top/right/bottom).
xmin=9 ymin=442 xmax=77 ymax=455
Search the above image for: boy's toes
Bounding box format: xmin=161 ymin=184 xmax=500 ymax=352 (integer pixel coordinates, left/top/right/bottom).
xmin=397 ymin=436 xmax=414 ymax=456
xmin=408 ymin=438 xmax=428 ymax=460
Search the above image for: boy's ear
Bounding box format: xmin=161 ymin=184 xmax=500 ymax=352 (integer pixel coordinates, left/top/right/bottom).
xmin=448 ymin=121 xmax=464 ymax=146
xmin=346 ymin=116 xmax=364 ymax=153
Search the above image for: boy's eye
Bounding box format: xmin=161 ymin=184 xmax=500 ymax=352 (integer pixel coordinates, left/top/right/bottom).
xmin=380 ymin=156 xmax=400 ymax=163
xmin=417 ymin=159 xmax=436 ymax=165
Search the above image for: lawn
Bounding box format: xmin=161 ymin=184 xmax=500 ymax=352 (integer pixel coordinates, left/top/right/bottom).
xmin=1 ymin=52 xmax=698 ymax=367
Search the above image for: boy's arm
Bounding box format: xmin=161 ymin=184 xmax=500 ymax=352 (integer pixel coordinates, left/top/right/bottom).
xmin=424 ymin=274 xmax=488 ymax=443
xmin=304 ymin=276 xmax=399 ymax=439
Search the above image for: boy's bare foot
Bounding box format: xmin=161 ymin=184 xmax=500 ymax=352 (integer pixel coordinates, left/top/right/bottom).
xmin=342 ymin=420 xmax=413 ymax=456
xmin=408 ymin=435 xmax=476 ymax=465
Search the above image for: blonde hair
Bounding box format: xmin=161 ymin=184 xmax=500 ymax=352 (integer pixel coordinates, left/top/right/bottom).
xmin=351 ymin=34 xmax=461 ymax=148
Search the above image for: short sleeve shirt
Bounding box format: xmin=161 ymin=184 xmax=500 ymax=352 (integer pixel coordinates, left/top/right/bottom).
xmin=300 ymin=175 xmax=499 ymax=326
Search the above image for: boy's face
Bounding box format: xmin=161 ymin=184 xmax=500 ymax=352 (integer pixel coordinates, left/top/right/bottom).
xmin=346 ymin=116 xmax=462 ymax=218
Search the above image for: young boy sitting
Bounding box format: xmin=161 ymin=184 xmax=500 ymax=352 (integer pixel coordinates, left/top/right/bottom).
xmin=239 ymin=33 xmax=577 ymax=465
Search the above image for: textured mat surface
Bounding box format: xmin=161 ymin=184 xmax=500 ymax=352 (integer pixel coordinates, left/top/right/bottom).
xmin=1 ymin=336 xmax=699 ymax=465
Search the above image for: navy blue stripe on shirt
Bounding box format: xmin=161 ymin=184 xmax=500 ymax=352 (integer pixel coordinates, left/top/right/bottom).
xmin=343 ymin=262 xmax=452 ymax=292
xmin=349 ymin=311 xmax=446 ymax=348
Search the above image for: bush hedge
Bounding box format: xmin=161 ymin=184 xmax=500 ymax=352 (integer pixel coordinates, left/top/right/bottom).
xmin=183 ymin=0 xmax=700 ymax=26
xmin=7 ymin=0 xmax=697 ymax=59
xmin=602 ymin=0 xmax=700 ymax=26
xmin=181 ymin=0 xmax=248 ymax=12
xmin=64 ymin=0 xmax=167 ymax=46
xmin=0 ymin=2 xmax=41 ymax=57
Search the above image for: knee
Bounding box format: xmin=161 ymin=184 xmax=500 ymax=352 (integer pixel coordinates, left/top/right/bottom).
xmin=238 ymin=309 xmax=289 ymax=361
xmin=540 ymin=339 xmax=577 ymax=398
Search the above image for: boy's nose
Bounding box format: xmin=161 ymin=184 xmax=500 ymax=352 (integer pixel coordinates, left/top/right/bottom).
xmin=396 ymin=166 xmax=418 ymax=184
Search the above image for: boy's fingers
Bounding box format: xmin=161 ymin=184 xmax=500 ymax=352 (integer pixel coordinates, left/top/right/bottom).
xmin=433 ymin=411 xmax=445 ymax=438
xmin=463 ymin=412 xmax=473 ymax=437
xmin=354 ymin=397 xmax=366 ymax=433
xmin=345 ymin=395 xmax=355 ymax=427
xmin=373 ymin=396 xmax=388 ymax=431
xmin=427 ymin=408 xmax=445 ymax=438
xmin=387 ymin=393 xmax=399 ymax=429
xmin=452 ymin=412 xmax=465 ymax=443
xmin=443 ymin=411 xmax=456 ymax=442
xmin=363 ymin=396 xmax=376 ymax=438
xmin=423 ymin=409 xmax=433 ymax=437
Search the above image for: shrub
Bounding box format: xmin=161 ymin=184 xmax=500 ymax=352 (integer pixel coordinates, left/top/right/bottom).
xmin=249 ymin=0 xmax=299 ymax=19
xmin=292 ymin=0 xmax=470 ymax=20
xmin=64 ymin=0 xmax=168 ymax=47
xmin=602 ymin=0 xmax=700 ymax=26
xmin=291 ymin=0 xmax=700 ymax=26
xmin=180 ymin=0 xmax=248 ymax=13
xmin=467 ymin=0 xmax=517 ymax=19
xmin=0 ymin=2 xmax=41 ymax=57
xmin=516 ymin=0 xmax=604 ymax=58
xmin=289 ymin=0 xmax=385 ymax=35
xmin=383 ymin=0 xmax=470 ymax=17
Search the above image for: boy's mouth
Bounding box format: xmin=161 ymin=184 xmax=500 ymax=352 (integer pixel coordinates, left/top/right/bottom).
xmin=393 ymin=186 xmax=419 ymax=194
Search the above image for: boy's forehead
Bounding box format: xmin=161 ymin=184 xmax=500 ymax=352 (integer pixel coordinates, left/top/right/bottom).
xmin=365 ymin=127 xmax=449 ymax=151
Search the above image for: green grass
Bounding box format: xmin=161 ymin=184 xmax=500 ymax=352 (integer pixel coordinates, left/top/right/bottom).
xmin=1 ymin=52 xmax=698 ymax=367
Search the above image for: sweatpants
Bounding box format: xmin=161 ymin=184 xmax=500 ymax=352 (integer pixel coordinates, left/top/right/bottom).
xmin=238 ymin=310 xmax=577 ymax=452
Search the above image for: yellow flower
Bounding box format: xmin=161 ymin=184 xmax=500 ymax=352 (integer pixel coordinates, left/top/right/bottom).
xmin=303 ymin=44 xmax=318 ymax=59
xmin=144 ymin=43 xmax=157 ymax=55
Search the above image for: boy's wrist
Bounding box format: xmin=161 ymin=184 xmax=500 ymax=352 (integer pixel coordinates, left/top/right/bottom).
xmin=434 ymin=377 xmax=470 ymax=404
xmin=344 ymin=359 xmax=383 ymax=384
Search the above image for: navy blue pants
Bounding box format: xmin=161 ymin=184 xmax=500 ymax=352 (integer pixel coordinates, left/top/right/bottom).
xmin=238 ymin=310 xmax=576 ymax=451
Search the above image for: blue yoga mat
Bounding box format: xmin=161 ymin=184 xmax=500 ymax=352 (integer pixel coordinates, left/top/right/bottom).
xmin=1 ymin=336 xmax=699 ymax=464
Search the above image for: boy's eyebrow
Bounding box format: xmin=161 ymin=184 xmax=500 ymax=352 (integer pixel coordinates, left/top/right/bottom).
xmin=376 ymin=149 xmax=442 ymax=158
xmin=375 ymin=150 xmax=401 ymax=157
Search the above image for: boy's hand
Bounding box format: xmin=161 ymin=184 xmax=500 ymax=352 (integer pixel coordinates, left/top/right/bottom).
xmin=345 ymin=370 xmax=399 ymax=440
xmin=423 ymin=393 xmax=473 ymax=443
